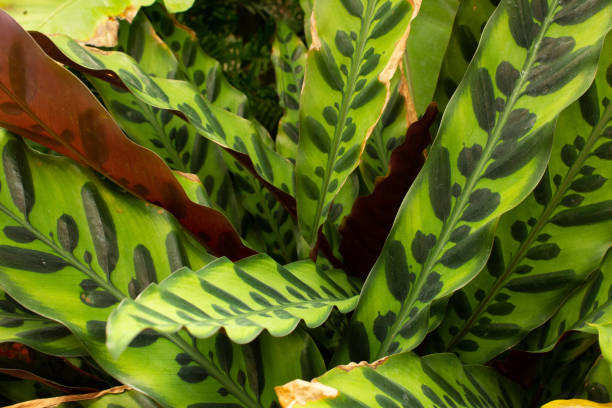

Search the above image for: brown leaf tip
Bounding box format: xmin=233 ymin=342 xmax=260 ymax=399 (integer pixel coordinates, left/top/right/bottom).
xmin=337 ymin=356 xmax=389 ymax=372
xmin=275 ymin=379 xmax=338 ymax=408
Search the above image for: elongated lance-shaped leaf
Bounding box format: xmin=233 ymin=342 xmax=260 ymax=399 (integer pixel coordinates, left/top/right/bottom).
xmin=276 ymin=351 xmax=524 ymax=407
xmin=32 ymin=32 xmax=297 ymax=198
xmin=296 ymin=0 xmax=419 ymax=246
xmin=145 ymin=4 xmax=249 ymax=117
xmin=334 ymin=0 xmax=612 ymax=364
xmin=405 ymin=0 xmax=460 ymax=116
xmin=358 ymin=71 xmax=412 ymax=193
xmin=106 ymin=254 xmax=359 ymax=359
xmin=433 ymin=0 xmax=497 ymax=112
xmin=272 ymin=21 xmax=307 ymax=162
xmin=88 ymin=14 xmax=245 ymax=237
xmin=0 ymin=290 xmax=84 ymax=357
xmin=434 ymin=34 xmax=612 ymax=363
xmin=0 ymin=10 xmax=254 ymax=261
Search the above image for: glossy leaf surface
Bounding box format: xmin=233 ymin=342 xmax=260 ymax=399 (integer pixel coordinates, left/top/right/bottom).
xmin=335 ymin=0 xmax=612 ymax=363
xmin=296 ymin=0 xmax=418 ymax=245
xmin=276 ymin=352 xmax=524 ymax=407
xmin=0 ymin=10 xmax=253 ymax=260
xmin=436 ymin=34 xmax=612 ymax=363
xmin=107 ymin=255 xmax=359 ymax=358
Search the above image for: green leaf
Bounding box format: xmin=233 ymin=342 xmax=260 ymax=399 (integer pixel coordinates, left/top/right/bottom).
xmin=436 ymin=34 xmax=612 ymax=363
xmin=405 ymin=0 xmax=460 ymax=116
xmin=272 ymin=22 xmax=307 ymax=162
xmin=0 ymin=290 xmax=84 ymax=357
xmin=37 ymin=33 xmax=296 ymax=197
xmin=334 ymin=0 xmax=612 ymax=363
xmin=296 ymin=0 xmax=416 ymax=246
xmin=107 ymin=255 xmax=359 ymax=359
xmin=275 ymin=352 xmax=524 ymax=407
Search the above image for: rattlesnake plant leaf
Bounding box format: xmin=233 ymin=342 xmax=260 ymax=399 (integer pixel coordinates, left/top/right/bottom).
xmin=0 ymin=10 xmax=253 ymax=260
xmin=88 ymin=14 xmax=244 ymax=236
xmin=334 ymin=0 xmax=612 ymax=364
xmin=0 ymin=290 xmax=84 ymax=357
xmin=340 ymin=105 xmax=436 ymax=280
xmin=434 ymin=33 xmax=612 ymax=363
xmin=272 ymin=22 xmax=307 ymax=162
xmin=33 ymin=32 xmax=297 ymax=199
xmin=576 ymin=356 xmax=612 ymax=403
xmin=405 ymin=0 xmax=460 ymax=116
xmin=300 ymin=0 xmax=314 ymax=47
xmin=358 ymin=71 xmax=412 ymax=193
xmin=433 ymin=0 xmax=497 ymax=112
xmin=296 ymin=0 xmax=419 ymax=246
xmin=145 ymin=4 xmax=249 ymax=117
xmin=0 ymin=377 xmax=62 ymax=405
xmin=0 ymin=131 xmax=252 ymax=406
xmin=275 ymin=352 xmax=524 ymax=407
xmin=106 ymin=254 xmax=359 ymax=359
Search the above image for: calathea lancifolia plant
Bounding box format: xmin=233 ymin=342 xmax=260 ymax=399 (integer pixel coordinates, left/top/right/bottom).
xmin=0 ymin=0 xmax=610 ymax=406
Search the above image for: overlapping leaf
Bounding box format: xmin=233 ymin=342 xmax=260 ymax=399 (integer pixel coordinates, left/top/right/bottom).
xmin=275 ymin=352 xmax=524 ymax=407
xmin=405 ymin=0 xmax=460 ymax=116
xmin=334 ymin=0 xmax=612 ymax=364
xmin=0 ymin=10 xmax=253 ymax=260
xmin=107 ymin=254 xmax=359 ymax=359
xmin=33 ymin=30 xmax=296 ymax=198
xmin=272 ymin=22 xmax=307 ymax=162
xmin=296 ymin=0 xmax=419 ymax=245
xmin=0 ymin=290 xmax=84 ymax=357
xmin=434 ymin=34 xmax=612 ymax=363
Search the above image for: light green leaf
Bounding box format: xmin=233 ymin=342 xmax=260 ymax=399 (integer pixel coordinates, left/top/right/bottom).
xmin=275 ymin=352 xmax=524 ymax=407
xmin=296 ymin=0 xmax=418 ymax=245
xmin=107 ymin=254 xmax=360 ymax=359
xmin=405 ymin=0 xmax=460 ymax=116
xmin=43 ymin=34 xmax=296 ymax=196
xmin=334 ymin=0 xmax=612 ymax=364
xmin=0 ymin=290 xmax=84 ymax=357
xmin=272 ymin=22 xmax=307 ymax=162
xmin=435 ymin=32 xmax=612 ymax=363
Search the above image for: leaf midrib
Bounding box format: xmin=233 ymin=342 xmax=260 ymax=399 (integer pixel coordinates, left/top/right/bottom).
xmin=307 ymin=0 xmax=378 ymax=245
xmin=377 ymin=0 xmax=562 ymax=358
xmin=446 ymin=98 xmax=612 ymax=353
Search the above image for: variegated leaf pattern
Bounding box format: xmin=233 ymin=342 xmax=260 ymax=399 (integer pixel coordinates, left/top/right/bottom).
xmin=145 ymin=4 xmax=249 ymax=117
xmin=272 ymin=21 xmax=307 ymax=162
xmin=358 ymin=71 xmax=411 ymax=193
xmin=0 ymin=290 xmax=84 ymax=357
xmin=405 ymin=0 xmax=460 ymax=116
xmin=334 ymin=0 xmax=612 ymax=364
xmin=89 ymin=14 xmax=244 ymax=236
xmin=575 ymin=356 xmax=612 ymax=403
xmin=0 ymin=131 xmax=271 ymax=407
xmin=107 ymin=254 xmax=359 ymax=358
xmin=433 ymin=0 xmax=497 ymax=112
xmin=296 ymin=0 xmax=417 ymax=245
xmin=39 ymin=34 xmax=296 ymax=196
xmin=275 ymin=352 xmax=524 ymax=407
xmin=434 ymin=34 xmax=612 ymax=363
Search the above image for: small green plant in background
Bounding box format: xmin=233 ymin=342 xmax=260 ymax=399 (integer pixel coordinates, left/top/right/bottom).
xmin=0 ymin=0 xmax=609 ymax=407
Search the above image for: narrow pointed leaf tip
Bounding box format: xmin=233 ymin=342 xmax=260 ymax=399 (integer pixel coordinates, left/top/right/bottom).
xmin=106 ymin=255 xmax=360 ymax=359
